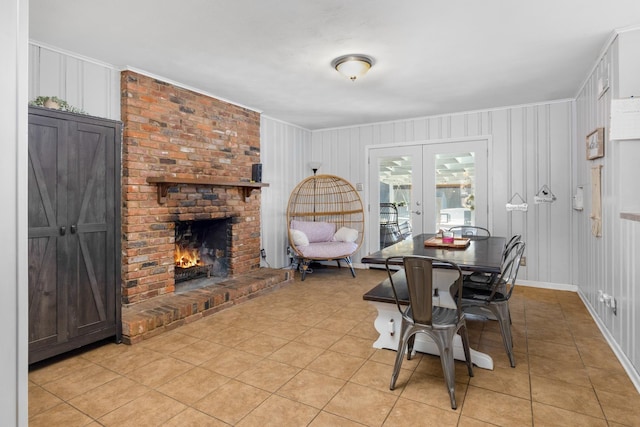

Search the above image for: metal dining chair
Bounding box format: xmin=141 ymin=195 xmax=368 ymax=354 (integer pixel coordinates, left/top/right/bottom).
xmin=466 ymin=234 xmax=522 ymax=286
xmin=447 ymin=225 xmax=491 ymax=239
xmin=385 ymin=255 xmax=473 ymax=409
xmin=450 ymin=241 xmax=526 ymax=367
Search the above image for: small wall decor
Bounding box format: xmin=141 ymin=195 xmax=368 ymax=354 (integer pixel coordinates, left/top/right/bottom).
xmin=591 ymin=165 xmax=603 ymax=237
xmin=534 ymin=185 xmax=556 ymax=204
xmin=586 ymin=128 xmax=605 ymax=160
xmin=506 ymin=193 xmax=528 ymax=211
xmin=573 ymin=186 xmax=584 ymax=211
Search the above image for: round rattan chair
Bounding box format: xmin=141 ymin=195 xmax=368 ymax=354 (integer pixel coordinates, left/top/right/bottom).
xmin=286 ymin=174 xmax=365 ymax=280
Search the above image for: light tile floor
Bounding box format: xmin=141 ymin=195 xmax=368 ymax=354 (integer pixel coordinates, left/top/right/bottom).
xmin=29 ymin=268 xmax=640 ymax=426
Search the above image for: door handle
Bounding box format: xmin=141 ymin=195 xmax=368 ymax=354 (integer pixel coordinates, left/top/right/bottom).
xmin=59 ymin=226 xmax=66 ymax=236
xmin=411 ymin=210 xmax=422 ymax=215
xmin=70 ymin=224 xmax=77 ymax=234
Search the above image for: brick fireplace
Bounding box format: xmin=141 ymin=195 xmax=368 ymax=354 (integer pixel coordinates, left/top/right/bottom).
xmin=119 ymin=71 xmax=293 ymax=344
xmin=121 ymin=70 xmax=264 ymax=304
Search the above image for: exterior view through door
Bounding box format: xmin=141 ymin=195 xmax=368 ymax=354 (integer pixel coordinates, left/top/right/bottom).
xmin=368 ymin=139 xmax=488 ymax=252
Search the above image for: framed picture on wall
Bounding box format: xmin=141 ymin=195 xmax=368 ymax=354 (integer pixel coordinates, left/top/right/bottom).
xmin=586 ymin=128 xmax=605 ymax=160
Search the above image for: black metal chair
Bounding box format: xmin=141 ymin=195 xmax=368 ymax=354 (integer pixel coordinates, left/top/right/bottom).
xmin=450 ymin=241 xmax=526 ymax=367
xmin=447 ymin=225 xmax=491 ymax=239
xmin=385 ymin=255 xmax=473 ymax=409
xmin=466 ymin=234 xmax=522 ymax=286
xmin=380 ymin=203 xmax=403 ymax=248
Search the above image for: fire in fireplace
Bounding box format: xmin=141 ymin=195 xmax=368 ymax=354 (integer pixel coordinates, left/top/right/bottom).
xmin=174 ymin=219 xmax=231 ymax=284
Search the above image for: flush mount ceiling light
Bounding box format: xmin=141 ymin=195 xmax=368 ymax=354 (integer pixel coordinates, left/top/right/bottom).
xmin=332 ymin=54 xmax=373 ymax=81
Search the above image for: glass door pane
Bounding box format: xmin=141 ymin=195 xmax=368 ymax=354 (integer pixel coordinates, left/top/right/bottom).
xmin=423 ymin=140 xmax=487 ymax=233
xmin=368 ymin=146 xmax=423 ymax=251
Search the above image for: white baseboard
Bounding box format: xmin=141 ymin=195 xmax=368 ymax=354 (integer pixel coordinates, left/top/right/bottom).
xmin=516 ymin=279 xmax=578 ymax=292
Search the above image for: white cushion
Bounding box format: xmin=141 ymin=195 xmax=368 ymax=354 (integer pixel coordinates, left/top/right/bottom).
xmin=297 ymin=241 xmax=358 ymax=258
xmin=290 ymin=229 xmax=309 ymax=246
xmin=333 ymin=227 xmax=358 ymax=243
xmin=290 ymin=220 xmax=336 ymax=243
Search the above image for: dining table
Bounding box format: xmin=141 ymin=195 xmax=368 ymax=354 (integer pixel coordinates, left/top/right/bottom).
xmin=362 ymin=233 xmax=506 ymax=370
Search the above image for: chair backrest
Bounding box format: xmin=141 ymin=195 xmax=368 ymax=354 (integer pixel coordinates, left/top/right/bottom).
xmin=385 ymin=255 xmax=463 ymax=325
xmin=490 ymin=241 xmax=526 ymax=300
xmin=286 ymin=174 xmax=365 ymax=255
xmin=380 ymin=203 xmax=399 ymax=225
xmin=501 ymin=234 xmax=522 ymax=265
xmin=448 ymin=225 xmax=491 ymax=239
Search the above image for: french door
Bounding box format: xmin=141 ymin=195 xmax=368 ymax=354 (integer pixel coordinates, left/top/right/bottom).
xmin=368 ymin=139 xmax=488 ymax=252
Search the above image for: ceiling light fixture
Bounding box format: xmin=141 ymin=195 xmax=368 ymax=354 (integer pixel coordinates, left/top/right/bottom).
xmin=332 ymin=54 xmax=373 ymax=81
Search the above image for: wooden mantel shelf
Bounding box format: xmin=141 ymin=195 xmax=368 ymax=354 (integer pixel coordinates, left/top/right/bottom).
xmin=147 ymin=176 xmax=269 ymax=204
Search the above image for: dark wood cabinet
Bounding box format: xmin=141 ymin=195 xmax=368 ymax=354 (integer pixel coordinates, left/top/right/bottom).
xmin=28 ymin=106 xmax=122 ymax=363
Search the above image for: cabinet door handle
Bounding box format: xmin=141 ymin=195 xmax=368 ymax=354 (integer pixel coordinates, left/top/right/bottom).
xmin=59 ymin=226 xmax=66 ymax=236
xmin=70 ymin=224 xmax=77 ymax=234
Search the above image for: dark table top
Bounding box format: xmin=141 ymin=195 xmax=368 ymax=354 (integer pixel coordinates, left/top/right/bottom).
xmin=362 ymin=233 xmax=506 ymax=275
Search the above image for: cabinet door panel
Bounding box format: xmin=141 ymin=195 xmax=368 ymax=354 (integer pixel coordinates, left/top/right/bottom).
xmin=71 ymin=122 xmax=116 ymax=334
xmin=28 ymin=115 xmax=68 ymax=352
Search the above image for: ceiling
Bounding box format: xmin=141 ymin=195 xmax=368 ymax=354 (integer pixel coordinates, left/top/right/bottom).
xmin=29 ymin=1 xmax=640 ymax=130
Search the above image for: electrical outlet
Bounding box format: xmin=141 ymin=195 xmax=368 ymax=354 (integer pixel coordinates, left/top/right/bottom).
xmin=260 ymin=248 xmax=266 ymax=259
xmin=520 ymin=256 xmax=526 ymax=266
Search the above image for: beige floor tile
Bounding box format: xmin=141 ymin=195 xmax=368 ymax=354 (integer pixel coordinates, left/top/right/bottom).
xmin=413 ymin=353 xmax=475 ymax=384
xmin=156 ymin=366 xmax=230 ymax=405
xmin=194 ymin=379 xmax=270 ymax=425
xmin=595 ymin=388 xmax=640 ymax=426
xmin=532 ymin=401 xmax=607 ymax=427
xmin=456 ymin=415 xmax=502 ymax=426
xmin=29 ymin=356 xmax=95 ymax=385
xmin=268 ymin=340 xmax=325 ymax=368
xmin=586 ymin=365 xmax=639 ymax=396
xmin=206 ymin=325 xmax=258 ymax=347
xmin=369 ymin=348 xmax=423 ymax=371
xmin=384 ymin=396 xmax=460 ymax=426
xmin=137 ymin=330 xmax=199 ymax=354
xmin=124 ymin=354 xmax=194 ymax=388
xmin=97 ymin=390 xmax=186 ymax=426
xmin=28 ymin=383 xmax=63 ymax=417
xmin=199 ymin=348 xmax=263 ymax=377
xmin=309 ymin=411 xmax=366 ymax=426
xmin=325 ymin=382 xmax=398 ymax=426
xmin=236 ymin=358 xmax=300 ymax=392
xmin=236 ymin=394 xmax=319 ymax=426
xmin=294 ymin=327 xmax=343 ymax=349
xmin=169 ymin=337 xmax=227 ymax=365
xmin=261 ymin=319 xmax=310 ymax=340
xmin=526 ymin=325 xmax=575 ymax=345
xmin=41 ymin=362 xmax=120 ymax=400
xmin=400 ymin=371 xmax=467 ymax=411
xmin=315 ymin=315 xmax=362 ymax=334
xmin=528 ymin=354 xmax=591 ymax=387
xmin=469 ymin=364 xmax=531 ymax=399
xmin=530 ymin=375 xmax=604 ymax=418
xmin=234 ymin=331 xmax=290 ymax=357
xmin=277 ymin=369 xmax=346 ymax=409
xmin=163 ymin=407 xmax=229 ymax=426
xmin=576 ymin=337 xmax=626 ymax=371
xmin=351 ymin=359 xmax=410 ymax=395
xmin=29 ymin=402 xmax=93 ymax=427
xmin=328 ymin=334 xmax=377 ymax=359
xmin=67 ymin=377 xmax=149 ymax=419
xmin=94 ymin=346 xmax=165 ymax=375
xmin=306 ymin=350 xmax=366 ymax=380
xmin=526 ymin=338 xmax=582 ymax=363
xmin=461 ymin=385 xmax=532 ymax=426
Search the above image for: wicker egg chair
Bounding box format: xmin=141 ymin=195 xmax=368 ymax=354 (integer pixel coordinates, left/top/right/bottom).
xmin=287 ymin=174 xmax=365 ymax=280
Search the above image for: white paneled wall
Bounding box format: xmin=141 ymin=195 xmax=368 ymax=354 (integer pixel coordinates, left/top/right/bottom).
xmin=259 ymin=116 xmax=312 ymax=268
xmin=574 ymin=31 xmax=640 ymax=384
xmin=29 ymin=42 xmax=120 ymax=120
xmin=311 ymin=102 xmax=574 ymax=283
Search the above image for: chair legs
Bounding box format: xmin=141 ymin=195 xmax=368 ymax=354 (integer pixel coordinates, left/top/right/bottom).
xmin=390 ymin=320 xmax=473 ymax=410
xmin=488 ymin=302 xmax=516 ymax=367
xmin=344 ymin=256 xmax=356 ymax=277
